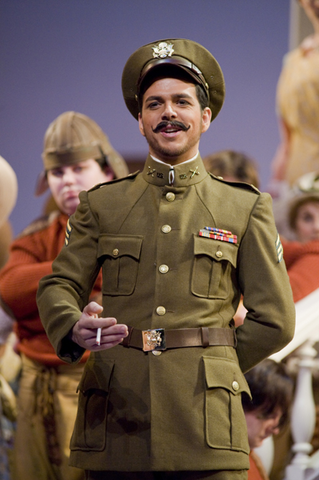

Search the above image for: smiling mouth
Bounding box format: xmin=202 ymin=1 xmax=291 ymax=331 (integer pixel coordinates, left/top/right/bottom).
xmin=152 ymin=121 xmax=190 ymax=134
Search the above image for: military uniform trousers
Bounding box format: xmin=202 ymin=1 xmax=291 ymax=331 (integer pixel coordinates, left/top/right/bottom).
xmin=11 ymin=354 xmax=85 ymax=480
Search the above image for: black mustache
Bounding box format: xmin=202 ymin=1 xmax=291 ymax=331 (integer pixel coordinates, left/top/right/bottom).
xmin=152 ymin=121 xmax=190 ymax=133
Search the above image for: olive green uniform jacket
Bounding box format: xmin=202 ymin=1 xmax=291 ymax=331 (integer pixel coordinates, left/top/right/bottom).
xmin=37 ymin=155 xmax=295 ymax=473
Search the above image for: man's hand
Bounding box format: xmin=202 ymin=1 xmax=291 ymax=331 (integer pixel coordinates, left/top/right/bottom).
xmin=71 ymin=301 xmax=128 ymax=351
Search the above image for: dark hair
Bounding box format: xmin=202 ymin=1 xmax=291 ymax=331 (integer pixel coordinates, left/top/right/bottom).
xmin=203 ymin=149 xmax=260 ymax=189
xmin=242 ymin=359 xmax=293 ymax=430
xmin=137 ymin=66 xmax=209 ymax=114
xmin=94 ymin=155 xmax=109 ymax=171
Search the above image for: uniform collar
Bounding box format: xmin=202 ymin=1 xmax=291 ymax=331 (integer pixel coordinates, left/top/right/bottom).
xmin=142 ymin=153 xmax=208 ymax=187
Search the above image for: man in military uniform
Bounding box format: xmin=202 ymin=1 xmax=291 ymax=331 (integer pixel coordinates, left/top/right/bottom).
xmin=37 ymin=39 xmax=295 ymax=480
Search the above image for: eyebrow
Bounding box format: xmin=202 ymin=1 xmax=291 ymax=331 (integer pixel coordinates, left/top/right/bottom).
xmin=144 ymin=93 xmax=193 ymax=103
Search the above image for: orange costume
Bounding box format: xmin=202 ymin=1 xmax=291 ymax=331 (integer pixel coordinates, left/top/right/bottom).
xmin=0 ymin=211 xmax=101 ymax=480
xmin=248 ymin=451 xmax=269 ymax=480
xmin=281 ymin=238 xmax=319 ymax=303
xmin=0 ymin=211 xmax=101 ymax=364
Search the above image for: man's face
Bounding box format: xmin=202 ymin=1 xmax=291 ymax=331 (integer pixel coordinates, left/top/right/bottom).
xmin=138 ymin=77 xmax=211 ymax=165
xmin=245 ymin=408 xmax=282 ymax=450
xmin=47 ymin=159 xmax=113 ymax=215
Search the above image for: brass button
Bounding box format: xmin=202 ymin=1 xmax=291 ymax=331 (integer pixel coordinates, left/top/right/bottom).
xmin=161 ymin=224 xmax=172 ymax=234
xmin=166 ymin=192 xmax=175 ymax=202
xmin=232 ymin=381 xmax=239 ymax=391
xmin=152 ymin=350 xmax=162 ymax=356
xmin=159 ymin=264 xmax=169 ymax=274
xmin=156 ymin=306 xmax=166 ymax=316
xmin=113 ymin=248 xmax=119 ymax=256
xmin=216 ymin=250 xmax=223 ymax=259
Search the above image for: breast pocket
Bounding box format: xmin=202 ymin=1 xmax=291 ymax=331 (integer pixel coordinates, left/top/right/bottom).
xmin=203 ymin=356 xmax=250 ymax=454
xmin=191 ymin=235 xmax=238 ymax=299
xmin=98 ymin=234 xmax=143 ymax=296
xmin=70 ymin=359 xmax=114 ymax=452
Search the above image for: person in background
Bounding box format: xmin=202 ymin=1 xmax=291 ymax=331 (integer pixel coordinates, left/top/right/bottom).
xmin=270 ymin=0 xmax=319 ymax=191
xmin=0 ymin=155 xmax=18 ymax=480
xmin=203 ymin=149 xmax=260 ymax=189
xmin=0 ymin=155 xmax=18 ymax=273
xmin=281 ymin=171 xmax=319 ymax=303
xmin=242 ymin=359 xmax=294 ymax=480
xmin=37 ymin=38 xmax=295 ymax=479
xmin=0 ymin=111 xmax=128 ymax=480
xmin=270 ymin=171 xmax=319 ymax=480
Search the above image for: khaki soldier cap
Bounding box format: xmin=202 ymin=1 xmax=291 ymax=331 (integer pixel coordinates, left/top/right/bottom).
xmin=35 ymin=111 xmax=129 ymax=196
xmin=122 ymin=38 xmax=225 ymax=122
xmin=0 ymin=156 xmax=18 ymax=229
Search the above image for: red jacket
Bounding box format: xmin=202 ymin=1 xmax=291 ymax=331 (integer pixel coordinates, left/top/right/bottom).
xmin=0 ymin=211 xmax=102 ymax=366
xmin=282 ymin=238 xmax=319 ymax=303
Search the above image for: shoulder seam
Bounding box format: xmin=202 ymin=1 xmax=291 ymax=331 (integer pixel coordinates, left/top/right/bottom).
xmin=208 ymin=172 xmax=260 ymax=194
xmin=88 ymin=171 xmax=140 ymax=192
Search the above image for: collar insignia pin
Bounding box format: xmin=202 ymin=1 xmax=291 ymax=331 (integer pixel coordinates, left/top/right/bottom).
xmin=189 ymin=167 xmax=200 ymax=178
xmin=147 ymin=166 xmax=156 ymax=177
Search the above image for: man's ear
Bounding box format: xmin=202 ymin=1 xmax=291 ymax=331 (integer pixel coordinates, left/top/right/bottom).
xmin=201 ymin=107 xmax=212 ymax=133
xmin=138 ymin=113 xmax=145 ymax=137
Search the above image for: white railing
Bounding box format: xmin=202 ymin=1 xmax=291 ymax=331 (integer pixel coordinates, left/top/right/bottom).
xmin=256 ymin=288 xmax=319 ymax=480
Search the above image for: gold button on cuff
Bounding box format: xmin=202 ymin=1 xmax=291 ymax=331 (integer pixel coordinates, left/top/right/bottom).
xmin=113 ymin=248 xmax=119 ymax=256
xmin=152 ymin=350 xmax=162 ymax=356
xmin=161 ymin=225 xmax=172 ymax=234
xmin=159 ymin=264 xmax=169 ymax=274
xmin=166 ymin=192 xmax=175 ymax=202
xmin=156 ymin=306 xmax=166 ymax=316
xmin=216 ymin=250 xmax=223 ymax=258
xmin=232 ymin=381 xmax=239 ymax=391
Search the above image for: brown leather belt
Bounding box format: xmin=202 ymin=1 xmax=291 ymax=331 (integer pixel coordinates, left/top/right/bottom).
xmin=121 ymin=326 xmax=236 ymax=352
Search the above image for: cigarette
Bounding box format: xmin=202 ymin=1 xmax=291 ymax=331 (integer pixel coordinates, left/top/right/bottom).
xmin=96 ymin=327 xmax=102 ymax=346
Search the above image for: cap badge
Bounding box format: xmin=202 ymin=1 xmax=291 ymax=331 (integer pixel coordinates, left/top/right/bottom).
xmin=152 ymin=42 xmax=174 ymax=59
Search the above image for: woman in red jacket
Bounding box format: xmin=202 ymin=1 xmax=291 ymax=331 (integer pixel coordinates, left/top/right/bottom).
xmin=281 ymin=171 xmax=319 ymax=302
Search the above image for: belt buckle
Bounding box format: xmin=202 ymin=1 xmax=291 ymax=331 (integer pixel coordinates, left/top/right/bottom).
xmin=142 ymin=328 xmax=166 ymax=352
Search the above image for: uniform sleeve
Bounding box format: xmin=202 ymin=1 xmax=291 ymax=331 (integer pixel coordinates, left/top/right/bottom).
xmin=235 ymin=192 xmax=295 ymax=373
xmin=37 ymin=192 xmax=101 ymax=363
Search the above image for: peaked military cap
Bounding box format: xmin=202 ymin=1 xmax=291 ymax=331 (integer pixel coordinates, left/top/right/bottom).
xmin=122 ymin=38 xmax=225 ymax=122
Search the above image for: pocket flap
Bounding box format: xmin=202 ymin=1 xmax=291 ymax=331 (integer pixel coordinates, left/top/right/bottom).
xmin=203 ymin=356 xmax=251 ymax=397
xmin=98 ymin=234 xmax=143 ymax=260
xmin=77 ymin=359 xmax=115 ymax=393
xmin=194 ymin=235 xmax=238 ymax=267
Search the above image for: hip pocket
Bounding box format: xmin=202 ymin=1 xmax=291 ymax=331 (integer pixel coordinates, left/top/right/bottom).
xmin=203 ymin=356 xmax=250 ymax=453
xmin=70 ymin=359 xmax=114 ymax=451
